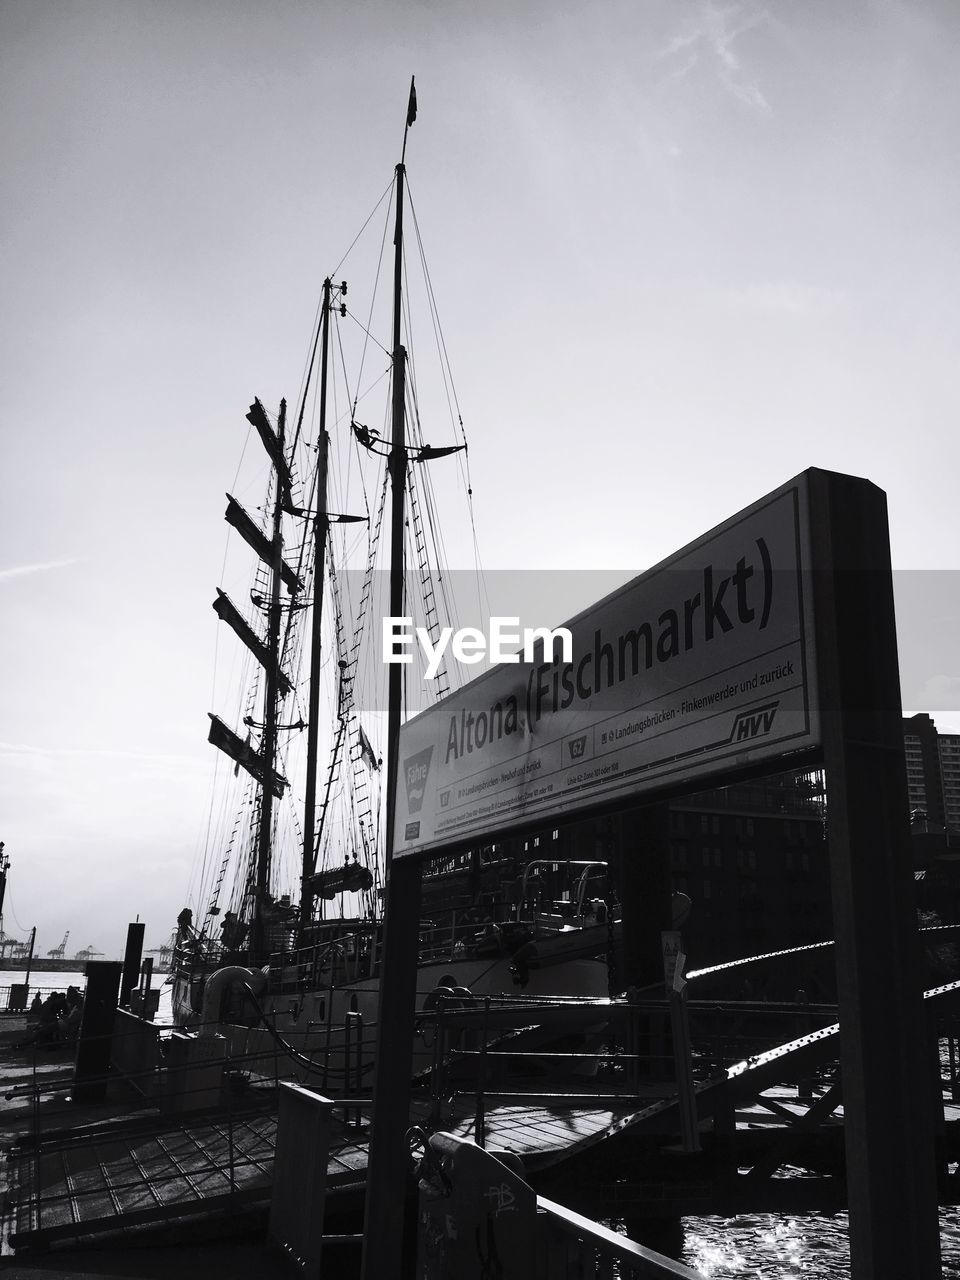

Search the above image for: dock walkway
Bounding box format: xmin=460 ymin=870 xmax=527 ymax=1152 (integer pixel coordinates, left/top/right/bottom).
xmin=4 ymin=1065 xmax=662 ymax=1253
xmin=7 ymin=978 xmax=960 ymax=1253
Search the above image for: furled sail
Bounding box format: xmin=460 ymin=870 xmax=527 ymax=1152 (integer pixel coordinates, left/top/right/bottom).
xmin=224 ymin=495 xmax=304 ymax=595
xmin=207 ymin=714 xmax=288 ymax=798
xmin=246 ymin=398 xmax=293 ymax=493
xmin=306 ymin=861 xmax=374 ymax=900
xmin=212 ymin=589 xmax=292 ymax=698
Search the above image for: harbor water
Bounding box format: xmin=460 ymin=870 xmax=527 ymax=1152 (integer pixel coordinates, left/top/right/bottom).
xmin=0 ymin=967 xmax=173 ymax=1025
xmin=681 ymin=1208 xmax=960 ymax=1277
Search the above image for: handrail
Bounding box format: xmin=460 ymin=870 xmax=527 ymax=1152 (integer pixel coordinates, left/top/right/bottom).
xmin=537 ymin=1195 xmax=705 ymax=1279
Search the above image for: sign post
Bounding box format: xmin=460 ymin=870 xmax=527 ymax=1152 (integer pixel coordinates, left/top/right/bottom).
xmin=808 ymin=470 xmax=940 ymax=1277
xmin=374 ymin=467 xmax=941 ymax=1278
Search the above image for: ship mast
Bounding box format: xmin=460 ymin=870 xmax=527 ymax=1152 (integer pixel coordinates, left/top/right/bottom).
xmin=208 ymin=399 xmax=300 ymax=958
xmin=252 ymin=398 xmax=287 ymax=957
xmin=300 ymin=278 xmax=332 ymax=921
xmin=362 ymin=76 xmax=420 ymax=1280
xmin=383 ymin=162 xmax=408 ymax=877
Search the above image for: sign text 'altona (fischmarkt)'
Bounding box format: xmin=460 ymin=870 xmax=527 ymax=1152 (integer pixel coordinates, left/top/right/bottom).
xmin=393 ymin=475 xmax=820 ymax=858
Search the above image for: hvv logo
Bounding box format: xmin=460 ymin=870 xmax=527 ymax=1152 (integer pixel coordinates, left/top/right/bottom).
xmin=403 ymin=746 xmax=434 ymax=814
xmin=729 ymin=702 xmax=779 ymax=743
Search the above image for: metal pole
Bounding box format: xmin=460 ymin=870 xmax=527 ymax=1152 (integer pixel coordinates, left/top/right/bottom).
xmin=24 ymin=925 xmax=36 ymax=990
xmin=475 ymin=997 xmax=490 ymax=1149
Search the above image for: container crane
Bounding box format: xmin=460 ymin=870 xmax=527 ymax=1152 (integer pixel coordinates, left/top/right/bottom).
xmin=47 ymin=930 xmax=69 ymax=959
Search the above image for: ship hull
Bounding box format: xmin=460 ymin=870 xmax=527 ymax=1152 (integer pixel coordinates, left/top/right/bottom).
xmin=172 ymin=945 xmax=611 ymax=1085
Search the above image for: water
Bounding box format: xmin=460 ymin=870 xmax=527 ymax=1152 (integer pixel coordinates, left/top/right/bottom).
xmin=683 ymin=1212 xmax=844 ymax=1277
xmin=678 ymin=1040 xmax=960 ymax=1276
xmin=0 ymin=967 xmax=173 ymax=1023
xmin=681 ymin=1209 xmax=960 ymax=1277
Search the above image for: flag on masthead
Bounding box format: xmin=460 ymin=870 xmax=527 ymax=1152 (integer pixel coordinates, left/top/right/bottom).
xmin=406 ymin=77 xmax=417 ymax=127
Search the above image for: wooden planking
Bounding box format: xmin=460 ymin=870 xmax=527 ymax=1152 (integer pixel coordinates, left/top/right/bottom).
xmin=7 ymin=1093 xmax=664 ymax=1246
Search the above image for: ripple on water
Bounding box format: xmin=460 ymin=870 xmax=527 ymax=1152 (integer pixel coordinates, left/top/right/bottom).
xmin=684 ymin=1213 xmax=848 ymax=1277
xmin=683 ymin=1210 xmax=960 ymax=1277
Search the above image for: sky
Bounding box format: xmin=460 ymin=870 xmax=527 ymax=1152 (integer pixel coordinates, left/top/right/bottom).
xmin=2 ymin=0 xmax=959 ymax=958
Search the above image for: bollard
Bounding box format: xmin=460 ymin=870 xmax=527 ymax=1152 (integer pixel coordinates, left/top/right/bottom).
xmin=131 ymin=987 xmax=161 ymax=1020
xmin=74 ymin=961 xmax=123 ymax=1103
xmin=416 ymin=1131 xmax=535 ymax=1280
xmin=119 ymin=922 xmax=145 ymax=1008
xmin=8 ymin=983 xmax=28 ymax=1013
xmin=161 ymin=1031 xmax=226 ymax=1113
xmin=268 ymin=1084 xmax=333 ymax=1279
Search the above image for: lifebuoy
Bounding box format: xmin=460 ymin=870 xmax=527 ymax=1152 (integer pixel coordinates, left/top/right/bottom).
xmin=199 ymin=965 xmax=266 ymax=1028
xmin=423 ymin=984 xmax=450 ymax=1012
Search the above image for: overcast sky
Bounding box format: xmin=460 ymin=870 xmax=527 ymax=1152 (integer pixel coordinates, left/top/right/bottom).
xmin=2 ymin=0 xmax=958 ymax=957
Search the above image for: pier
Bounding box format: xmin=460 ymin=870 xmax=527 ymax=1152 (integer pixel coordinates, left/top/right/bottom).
xmin=4 ymin=940 xmax=960 ymax=1273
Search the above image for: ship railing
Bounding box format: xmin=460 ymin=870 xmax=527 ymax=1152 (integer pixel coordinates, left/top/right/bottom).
xmin=270 ymin=927 xmax=380 ymax=990
xmin=273 ymin=918 xmax=506 ymax=970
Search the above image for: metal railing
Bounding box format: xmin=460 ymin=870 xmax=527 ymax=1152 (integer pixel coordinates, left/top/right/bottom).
xmin=537 ymin=1196 xmax=704 ymax=1279
xmin=3 ymin=1012 xmax=374 ymax=1250
xmin=8 ymin=969 xmax=960 ymax=1262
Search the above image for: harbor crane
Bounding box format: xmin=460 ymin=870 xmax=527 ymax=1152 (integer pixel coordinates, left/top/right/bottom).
xmin=47 ymin=930 xmax=69 ymax=959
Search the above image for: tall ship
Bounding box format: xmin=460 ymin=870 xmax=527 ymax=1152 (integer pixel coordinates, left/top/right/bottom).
xmin=171 ymin=85 xmax=618 ymax=1084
